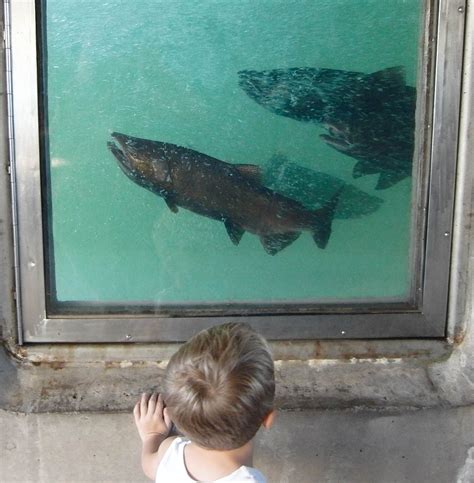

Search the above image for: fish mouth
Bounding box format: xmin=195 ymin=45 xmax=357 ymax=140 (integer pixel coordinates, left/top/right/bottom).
xmin=238 ymin=69 xmax=257 ymax=82
xmin=238 ymin=69 xmax=269 ymax=97
xmin=238 ymin=69 xmax=292 ymax=111
xmin=110 ymin=131 xmax=134 ymax=153
xmin=108 ymin=132 xmax=135 ymax=171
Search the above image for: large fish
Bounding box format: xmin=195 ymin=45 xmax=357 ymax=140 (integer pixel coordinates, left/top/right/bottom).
xmin=238 ymin=66 xmax=416 ymax=189
xmin=108 ymin=132 xmax=340 ymax=255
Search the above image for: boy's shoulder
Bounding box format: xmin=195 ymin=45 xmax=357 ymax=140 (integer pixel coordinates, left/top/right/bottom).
xmin=159 ymin=437 xmax=267 ymax=482
xmin=154 ymin=436 xmax=188 ymax=480
xmin=158 ymin=435 xmax=180 ymax=458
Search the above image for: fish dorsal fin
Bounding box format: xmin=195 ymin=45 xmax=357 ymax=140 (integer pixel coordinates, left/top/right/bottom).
xmin=164 ymin=196 xmax=179 ymax=213
xmin=375 ymin=170 xmax=408 ymax=190
xmin=260 ymin=232 xmax=301 ymax=255
xmin=234 ymin=164 xmax=263 ymax=184
xmin=369 ymin=66 xmax=406 ymax=88
xmin=224 ymin=220 xmax=245 ymax=245
xmin=353 ymin=160 xmax=381 ymax=178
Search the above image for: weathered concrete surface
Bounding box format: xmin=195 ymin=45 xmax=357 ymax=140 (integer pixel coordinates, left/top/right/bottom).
xmin=1 ymin=406 xmax=473 ymax=483
xmin=0 ymin=340 xmax=461 ymax=413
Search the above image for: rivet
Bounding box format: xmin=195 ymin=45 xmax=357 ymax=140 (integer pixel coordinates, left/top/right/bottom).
xmin=28 ymin=260 xmax=36 ymax=268
xmin=341 ymin=330 xmax=346 ymax=335
xmin=125 ymin=334 xmax=132 ymax=341
xmin=458 ymin=6 xmax=464 ymax=13
xmin=444 ymin=231 xmax=450 ymax=237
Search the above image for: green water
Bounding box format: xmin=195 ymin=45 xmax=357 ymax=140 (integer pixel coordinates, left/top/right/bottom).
xmin=45 ymin=0 xmax=422 ymax=306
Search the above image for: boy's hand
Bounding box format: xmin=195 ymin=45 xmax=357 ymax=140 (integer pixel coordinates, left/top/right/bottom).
xmin=133 ymin=393 xmax=172 ymax=442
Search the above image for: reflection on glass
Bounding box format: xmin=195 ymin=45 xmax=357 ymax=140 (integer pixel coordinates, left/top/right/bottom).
xmin=43 ymin=0 xmax=422 ymax=308
xmin=238 ymin=66 xmax=416 ymax=190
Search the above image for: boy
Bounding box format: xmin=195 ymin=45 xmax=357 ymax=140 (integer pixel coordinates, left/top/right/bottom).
xmin=133 ymin=322 xmax=276 ymax=482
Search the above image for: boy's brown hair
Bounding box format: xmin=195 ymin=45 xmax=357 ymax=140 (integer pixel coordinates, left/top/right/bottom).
xmin=164 ymin=322 xmax=275 ymax=450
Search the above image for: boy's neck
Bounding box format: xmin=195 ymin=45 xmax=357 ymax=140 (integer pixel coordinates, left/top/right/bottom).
xmin=184 ymin=439 xmax=254 ymax=481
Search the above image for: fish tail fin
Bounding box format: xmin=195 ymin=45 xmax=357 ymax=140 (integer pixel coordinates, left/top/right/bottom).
xmin=311 ymin=187 xmax=343 ymax=249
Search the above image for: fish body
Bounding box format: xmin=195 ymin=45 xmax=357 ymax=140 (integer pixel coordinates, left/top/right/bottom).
xmin=108 ymin=132 xmax=340 ymax=254
xmin=238 ymin=66 xmax=416 ymax=189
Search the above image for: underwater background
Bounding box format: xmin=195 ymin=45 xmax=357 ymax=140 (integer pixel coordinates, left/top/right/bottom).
xmin=45 ymin=0 xmax=422 ymax=306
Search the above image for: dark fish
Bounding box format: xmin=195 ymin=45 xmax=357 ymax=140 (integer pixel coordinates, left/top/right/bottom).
xmin=263 ymin=155 xmax=383 ymax=220
xmin=238 ymin=66 xmax=416 ymax=189
xmin=108 ymin=132 xmax=340 ymax=255
xmin=239 ymin=66 xmax=365 ymax=123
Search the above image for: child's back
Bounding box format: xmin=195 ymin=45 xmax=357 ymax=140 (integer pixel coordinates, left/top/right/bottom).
xmin=133 ymin=322 xmax=275 ymax=482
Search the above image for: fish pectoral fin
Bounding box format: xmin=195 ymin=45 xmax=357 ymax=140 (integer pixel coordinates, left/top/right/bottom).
xmin=320 ymin=134 xmax=352 ymax=154
xmin=164 ymin=197 xmax=179 ymax=213
xmin=234 ymin=164 xmax=263 ymax=184
xmin=375 ymin=170 xmax=408 ymax=190
xmin=260 ymin=232 xmax=301 ymax=255
xmin=224 ymin=220 xmax=245 ymax=245
xmin=353 ymin=160 xmax=380 ymax=178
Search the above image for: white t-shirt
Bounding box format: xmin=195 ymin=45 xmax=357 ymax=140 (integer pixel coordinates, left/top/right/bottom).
xmin=155 ymin=437 xmax=267 ymax=483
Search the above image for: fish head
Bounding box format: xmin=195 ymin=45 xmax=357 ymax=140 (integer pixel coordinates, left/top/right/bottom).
xmin=108 ymin=132 xmax=173 ymax=192
xmin=238 ymin=68 xmax=326 ymax=122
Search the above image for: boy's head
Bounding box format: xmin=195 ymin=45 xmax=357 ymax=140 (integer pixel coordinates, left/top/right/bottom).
xmin=164 ymin=322 xmax=275 ymax=450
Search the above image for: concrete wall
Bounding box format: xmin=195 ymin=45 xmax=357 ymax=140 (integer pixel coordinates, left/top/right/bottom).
xmin=0 ymin=3 xmax=473 ymax=416
xmin=1 ymin=406 xmax=474 ymax=482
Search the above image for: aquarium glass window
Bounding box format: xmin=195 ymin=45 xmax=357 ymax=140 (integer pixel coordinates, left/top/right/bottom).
xmin=40 ymin=0 xmax=424 ymax=314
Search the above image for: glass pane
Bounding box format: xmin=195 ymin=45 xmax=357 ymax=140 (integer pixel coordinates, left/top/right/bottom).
xmin=42 ymin=0 xmax=423 ymax=311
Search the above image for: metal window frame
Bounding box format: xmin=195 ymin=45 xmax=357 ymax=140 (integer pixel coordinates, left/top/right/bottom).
xmin=5 ymin=0 xmax=465 ymax=343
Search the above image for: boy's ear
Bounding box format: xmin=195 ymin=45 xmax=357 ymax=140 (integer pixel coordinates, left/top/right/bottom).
xmin=262 ymin=409 xmax=276 ymax=429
